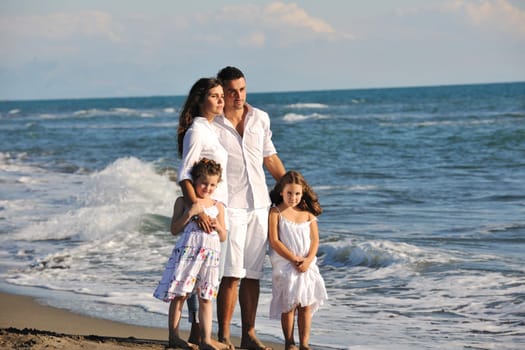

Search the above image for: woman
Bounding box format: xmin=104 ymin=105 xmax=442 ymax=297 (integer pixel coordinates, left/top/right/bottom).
xmin=177 ymin=77 xmax=228 ymax=210
xmin=176 ymin=77 xmax=229 ymax=349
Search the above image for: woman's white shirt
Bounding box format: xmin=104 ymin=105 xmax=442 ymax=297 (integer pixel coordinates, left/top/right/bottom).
xmin=178 ymin=117 xmax=228 ymax=205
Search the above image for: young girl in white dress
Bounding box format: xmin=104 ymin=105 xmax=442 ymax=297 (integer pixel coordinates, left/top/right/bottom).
xmin=154 ymin=158 xmax=227 ymax=350
xmin=268 ymin=170 xmax=328 ymax=350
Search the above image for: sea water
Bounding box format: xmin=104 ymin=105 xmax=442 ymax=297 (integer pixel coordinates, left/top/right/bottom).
xmin=1 ymin=82 xmax=524 ymax=349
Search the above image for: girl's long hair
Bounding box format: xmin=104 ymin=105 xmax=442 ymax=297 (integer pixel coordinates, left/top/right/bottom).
xmin=269 ymin=170 xmax=323 ymax=216
xmin=177 ymin=78 xmax=222 ymax=157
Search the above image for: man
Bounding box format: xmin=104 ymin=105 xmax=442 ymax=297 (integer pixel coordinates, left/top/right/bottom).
xmin=213 ymin=66 xmax=286 ymax=350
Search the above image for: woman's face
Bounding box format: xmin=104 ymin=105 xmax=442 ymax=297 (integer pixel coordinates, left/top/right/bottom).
xmin=200 ymin=85 xmax=224 ymax=119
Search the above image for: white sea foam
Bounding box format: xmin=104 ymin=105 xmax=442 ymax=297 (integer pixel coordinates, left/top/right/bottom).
xmin=2 ymin=157 xmax=180 ymax=311
xmin=380 ymin=118 xmax=505 ymax=128
xmin=111 ymin=107 xmax=133 ymax=113
xmin=287 ymin=103 xmax=329 ymax=109
xmin=0 ymin=152 xmax=27 ymax=165
xmin=315 ymin=184 xmax=377 ymax=192
xmin=318 ymin=237 xmax=444 ymax=270
xmin=72 ymin=108 xmax=164 ymax=119
xmin=282 ymin=112 xmax=329 ymax=122
xmin=9 ymin=157 xmax=176 ymax=243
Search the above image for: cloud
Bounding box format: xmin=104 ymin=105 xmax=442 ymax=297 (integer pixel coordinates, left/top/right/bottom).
xmin=446 ymin=0 xmax=525 ymax=37
xmin=0 ymin=10 xmax=121 ymax=42
xmin=263 ymin=2 xmax=335 ymax=34
xmin=215 ymin=2 xmax=353 ymax=47
xmin=0 ymin=2 xmax=351 ymax=59
xmin=238 ymin=32 xmax=267 ymax=48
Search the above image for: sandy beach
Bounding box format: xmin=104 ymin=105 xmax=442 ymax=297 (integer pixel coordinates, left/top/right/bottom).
xmin=0 ymin=292 xmax=283 ymax=350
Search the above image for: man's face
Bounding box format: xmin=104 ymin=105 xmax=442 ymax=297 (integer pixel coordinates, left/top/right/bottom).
xmin=223 ymin=77 xmax=246 ymax=111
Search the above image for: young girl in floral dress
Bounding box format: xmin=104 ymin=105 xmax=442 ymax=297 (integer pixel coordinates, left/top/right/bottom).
xmin=154 ymin=158 xmax=226 ymax=350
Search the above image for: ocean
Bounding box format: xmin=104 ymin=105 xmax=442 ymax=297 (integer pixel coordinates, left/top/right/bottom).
xmin=1 ymin=82 xmax=524 ymax=349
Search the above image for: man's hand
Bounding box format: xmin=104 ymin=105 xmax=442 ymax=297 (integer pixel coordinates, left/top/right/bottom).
xmin=196 ymin=211 xmax=213 ymax=233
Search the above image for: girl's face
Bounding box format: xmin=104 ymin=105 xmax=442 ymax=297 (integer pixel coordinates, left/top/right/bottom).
xmin=194 ymin=174 xmax=220 ymax=199
xmin=280 ymin=183 xmax=303 ymax=208
xmin=200 ymin=85 xmax=224 ymax=119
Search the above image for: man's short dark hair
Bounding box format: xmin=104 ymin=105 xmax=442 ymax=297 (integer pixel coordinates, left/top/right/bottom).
xmin=217 ymin=66 xmax=245 ymax=83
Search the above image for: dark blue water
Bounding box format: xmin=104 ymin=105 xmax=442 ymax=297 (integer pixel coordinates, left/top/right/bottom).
xmin=1 ymin=82 xmax=524 ymax=349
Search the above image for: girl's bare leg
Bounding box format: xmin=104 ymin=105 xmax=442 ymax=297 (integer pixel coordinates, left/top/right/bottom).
xmin=187 ymin=293 xmax=200 ymax=344
xmin=297 ymin=305 xmax=312 ymax=350
xmin=168 ymin=296 xmax=196 ymax=349
xmin=198 ymin=297 xmax=219 ymax=350
xmin=281 ymin=308 xmax=297 ymax=350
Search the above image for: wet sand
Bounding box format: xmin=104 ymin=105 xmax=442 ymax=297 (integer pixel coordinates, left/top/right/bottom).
xmin=0 ymin=292 xmax=283 ymax=349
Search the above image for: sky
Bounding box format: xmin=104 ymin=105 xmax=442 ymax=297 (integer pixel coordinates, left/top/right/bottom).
xmin=1 ymin=0 xmax=524 ymax=100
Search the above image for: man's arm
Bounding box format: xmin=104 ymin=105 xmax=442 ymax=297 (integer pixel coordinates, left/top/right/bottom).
xmin=263 ymin=153 xmax=286 ymax=181
xmin=179 ymin=179 xmax=213 ymax=233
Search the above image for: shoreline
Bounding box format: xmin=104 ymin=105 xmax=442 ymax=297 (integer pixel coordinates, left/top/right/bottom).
xmin=0 ymin=291 xmax=284 ymax=349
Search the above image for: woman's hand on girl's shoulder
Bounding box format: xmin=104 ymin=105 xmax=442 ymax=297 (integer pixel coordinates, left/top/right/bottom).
xmin=188 ymin=202 xmax=203 ymax=217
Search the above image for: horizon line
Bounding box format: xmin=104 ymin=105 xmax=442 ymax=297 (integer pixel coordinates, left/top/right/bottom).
xmin=1 ymin=80 xmax=524 ymax=103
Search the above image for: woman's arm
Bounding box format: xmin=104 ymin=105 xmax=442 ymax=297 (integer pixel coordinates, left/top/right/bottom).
xmin=213 ymin=202 xmax=227 ymax=242
xmin=179 ymin=179 xmax=198 ymax=206
xmin=178 ymin=124 xmax=213 ymax=233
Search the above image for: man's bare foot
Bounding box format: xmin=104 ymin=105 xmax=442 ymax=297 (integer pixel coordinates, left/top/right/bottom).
xmin=240 ymin=335 xmax=272 ymax=350
xmin=200 ymin=342 xmax=220 ymax=350
xmin=211 ymin=338 xmax=233 ymax=350
xmin=285 ymin=342 xmax=298 ymax=350
xmin=167 ymin=335 xmax=198 ymax=349
xmin=219 ymin=336 xmax=235 ymax=350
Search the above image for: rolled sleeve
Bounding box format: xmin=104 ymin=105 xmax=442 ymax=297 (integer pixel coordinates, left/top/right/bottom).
xmin=262 ymin=127 xmax=277 ymax=158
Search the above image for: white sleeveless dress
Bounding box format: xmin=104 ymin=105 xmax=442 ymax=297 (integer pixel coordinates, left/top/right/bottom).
xmin=153 ymin=203 xmax=221 ymax=301
xmin=269 ymin=213 xmax=328 ymax=319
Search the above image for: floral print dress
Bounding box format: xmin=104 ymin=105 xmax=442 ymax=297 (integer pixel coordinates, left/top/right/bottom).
xmin=153 ymin=203 xmax=221 ymax=301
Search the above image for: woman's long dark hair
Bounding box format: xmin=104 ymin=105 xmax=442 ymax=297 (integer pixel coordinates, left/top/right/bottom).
xmin=177 ymin=78 xmax=222 ymax=157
